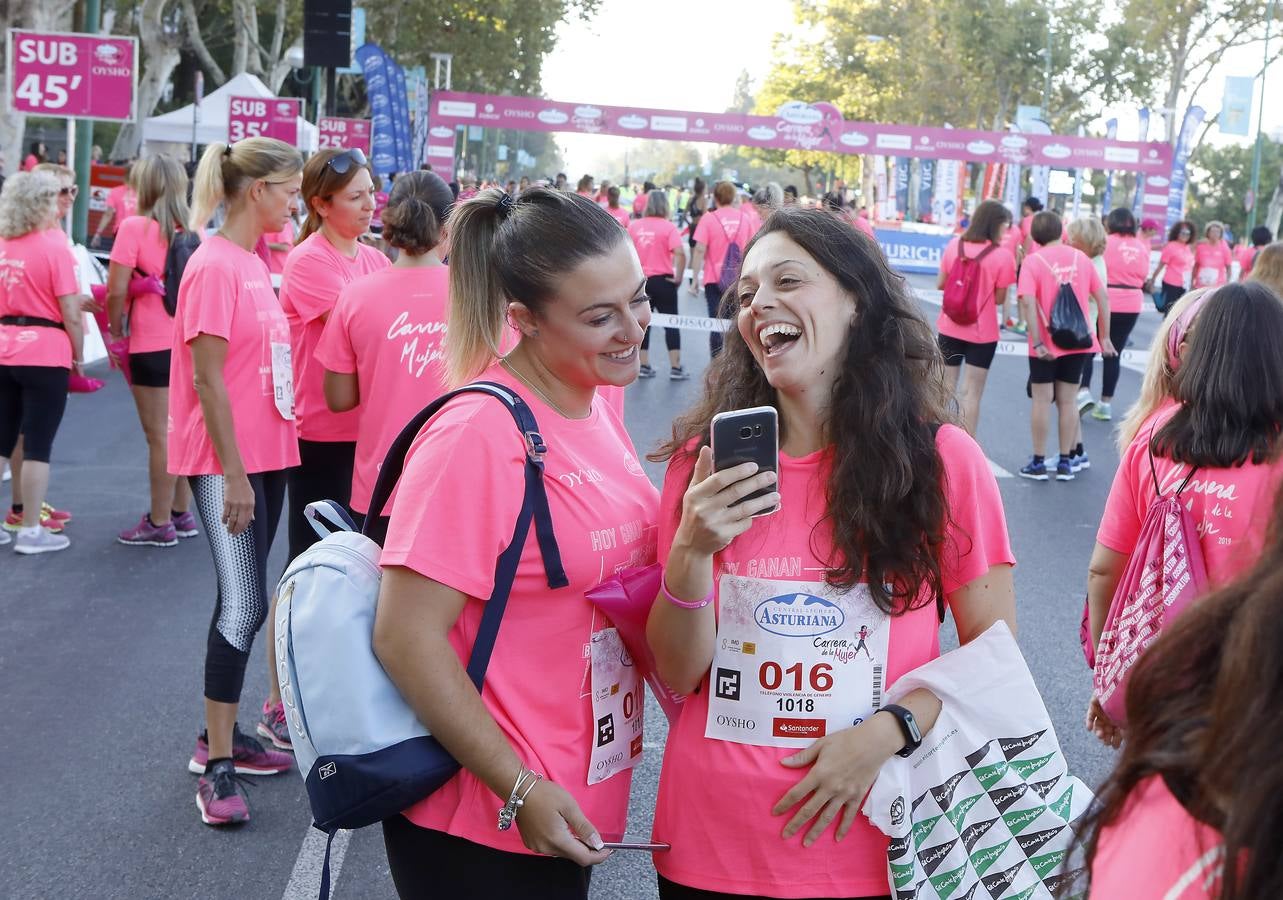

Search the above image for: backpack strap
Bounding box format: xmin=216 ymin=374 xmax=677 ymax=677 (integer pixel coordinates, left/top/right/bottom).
xmin=363 ymin=381 xmax=570 ymax=690
xmin=1147 ymin=423 xmax=1198 ymax=498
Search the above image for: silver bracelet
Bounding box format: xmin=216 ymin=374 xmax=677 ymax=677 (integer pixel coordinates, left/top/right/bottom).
xmin=497 ymin=765 xmax=543 ymax=831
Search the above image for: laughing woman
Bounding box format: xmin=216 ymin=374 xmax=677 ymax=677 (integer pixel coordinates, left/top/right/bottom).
xmin=647 ymin=208 xmax=1016 ymax=899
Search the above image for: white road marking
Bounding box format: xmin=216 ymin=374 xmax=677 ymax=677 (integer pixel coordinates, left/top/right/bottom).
xmin=987 ymin=458 xmax=1015 ymax=479
xmin=282 ymin=826 xmax=352 ymax=900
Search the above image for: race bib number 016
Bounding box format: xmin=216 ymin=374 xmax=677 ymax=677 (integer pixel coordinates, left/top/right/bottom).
xmin=706 ymin=575 xmax=889 ymax=748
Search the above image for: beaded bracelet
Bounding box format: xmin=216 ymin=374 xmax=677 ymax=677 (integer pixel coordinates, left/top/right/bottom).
xmin=662 ymin=576 xmax=713 ymax=609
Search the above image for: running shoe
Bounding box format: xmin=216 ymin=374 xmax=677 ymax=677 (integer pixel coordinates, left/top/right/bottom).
xmin=13 ymin=526 xmax=71 ymax=555
xmin=42 ymin=502 xmax=71 ymax=523
xmin=637 ymin=364 xmax=656 ymax=379
xmin=1007 ymin=321 xmax=1028 ymax=336
xmin=171 ymin=510 xmax=199 ymax=538
xmin=1076 ymin=389 xmax=1096 ymax=417
xmin=188 ymin=724 xmax=293 ymax=775
xmin=1072 ymin=451 xmax=1091 ymax=472
xmin=1019 ymin=458 xmax=1049 ymax=481
xmin=669 ymin=366 xmax=690 ymax=381
xmin=0 ymin=528 xmax=10 ymax=546
xmin=4 ymin=509 xmax=64 ymax=533
xmin=117 ymin=514 xmax=179 ymax=547
xmin=1056 ymin=458 xmax=1076 ymax=481
xmin=1092 ymin=402 xmax=1112 ymax=422
xmin=256 ymin=700 xmax=293 ymax=751
xmin=196 ymin=759 xmax=249 ymax=826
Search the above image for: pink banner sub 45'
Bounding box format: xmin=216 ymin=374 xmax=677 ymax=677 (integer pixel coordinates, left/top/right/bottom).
xmin=229 ymin=96 xmax=301 ymax=145
xmin=6 ymin=30 xmax=138 ymax=121
xmin=318 ymin=117 xmax=372 ymax=155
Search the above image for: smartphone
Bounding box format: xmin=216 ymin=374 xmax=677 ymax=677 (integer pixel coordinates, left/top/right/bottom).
xmin=711 ymin=405 xmax=779 ymax=516
xmin=600 ymin=840 xmax=671 ymax=852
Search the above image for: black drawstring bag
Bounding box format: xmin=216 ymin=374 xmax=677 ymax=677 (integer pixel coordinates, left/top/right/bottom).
xmin=1048 ymin=281 xmax=1093 ymax=350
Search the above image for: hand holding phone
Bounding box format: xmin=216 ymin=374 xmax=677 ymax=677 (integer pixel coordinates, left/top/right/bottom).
xmin=711 ymin=406 xmax=780 ymax=517
xmin=600 ymin=840 xmax=671 ymax=852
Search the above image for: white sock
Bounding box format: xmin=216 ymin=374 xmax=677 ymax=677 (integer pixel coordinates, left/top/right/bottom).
xmin=18 ymin=525 xmax=42 ymax=538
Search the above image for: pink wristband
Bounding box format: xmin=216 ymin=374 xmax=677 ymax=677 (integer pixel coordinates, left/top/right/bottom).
xmin=662 ymin=577 xmax=713 ymax=609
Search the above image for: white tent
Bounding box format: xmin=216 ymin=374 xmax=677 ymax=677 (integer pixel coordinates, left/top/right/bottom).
xmin=142 ymin=72 xmax=318 ymax=152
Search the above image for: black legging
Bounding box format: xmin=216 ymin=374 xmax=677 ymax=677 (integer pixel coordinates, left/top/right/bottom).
xmin=641 ymin=274 xmax=681 ymax=353
xmin=0 ymin=364 xmax=69 ymax=462
xmin=705 ymin=283 xmax=730 ymax=356
xmin=1159 ymin=283 xmax=1185 ymax=317
xmin=383 ymin=814 xmax=592 ymax=900
xmin=189 ymin=470 xmax=288 ymax=704
xmin=658 ymin=874 xmax=889 ymax=900
xmin=286 ymin=438 xmax=356 ymax=563
xmin=1080 ymin=311 xmax=1140 ymax=399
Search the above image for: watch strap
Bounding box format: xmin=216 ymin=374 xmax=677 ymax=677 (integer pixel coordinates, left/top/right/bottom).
xmin=879 ymin=703 xmax=922 ymax=758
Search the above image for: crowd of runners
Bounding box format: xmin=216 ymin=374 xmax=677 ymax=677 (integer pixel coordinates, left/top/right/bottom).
xmin=3 ymin=138 xmax=1283 ymax=899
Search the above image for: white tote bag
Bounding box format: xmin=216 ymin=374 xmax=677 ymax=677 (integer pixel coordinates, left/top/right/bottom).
xmin=862 ymin=622 xmax=1093 ymax=900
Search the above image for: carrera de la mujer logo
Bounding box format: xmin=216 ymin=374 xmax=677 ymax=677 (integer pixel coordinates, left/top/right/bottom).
xmin=755 ymin=593 xmax=845 ymax=637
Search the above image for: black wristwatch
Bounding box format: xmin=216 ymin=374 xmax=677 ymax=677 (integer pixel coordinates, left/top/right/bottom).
xmin=877 ymin=704 xmax=923 ymax=758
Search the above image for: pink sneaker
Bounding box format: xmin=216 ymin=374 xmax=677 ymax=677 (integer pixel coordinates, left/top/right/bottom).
xmin=257 ymin=700 xmax=293 ymax=750
xmin=188 ymin=724 xmax=292 ymax=775
xmin=171 ymin=510 xmax=199 ymax=538
xmin=196 ymin=759 xmax=249 ymax=826
xmin=42 ymin=502 xmax=72 ymax=523
xmin=117 ymin=514 xmax=178 ymax=547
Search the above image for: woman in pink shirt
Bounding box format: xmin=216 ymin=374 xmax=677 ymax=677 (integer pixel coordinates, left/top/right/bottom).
xmin=1079 ymin=483 xmax=1283 ymax=899
xmin=278 ymin=147 xmax=389 ymax=567
xmin=934 ymin=200 xmax=1016 ymax=436
xmin=647 ymin=208 xmax=1016 ymax=899
xmin=105 ymin=153 xmax=198 ymax=547
xmin=603 ymin=185 xmax=631 ymax=228
xmin=91 ymin=170 xmax=138 ymax=248
xmin=1150 ymin=219 xmax=1195 ymax=315
xmin=316 ymin=170 xmax=454 ymax=544
xmin=0 ymin=172 xmax=85 ymax=555
xmin=690 ymin=181 xmax=754 ymax=357
xmin=262 ymin=216 xmax=294 ymax=275
xmin=1083 ymin=207 xmax=1149 ymax=422
xmin=371 ymin=187 xmax=658 ymax=898
xmin=629 ymin=190 xmax=688 ymax=380
xmin=170 ymin=138 xmax=303 ymax=826
xmin=1193 ymin=221 xmax=1232 ymax=287
xmin=1086 ymin=283 xmax=1283 ymax=748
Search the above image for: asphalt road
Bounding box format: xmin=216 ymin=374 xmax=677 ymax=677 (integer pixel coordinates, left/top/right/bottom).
xmin=0 ymin=272 xmax=1157 ymax=899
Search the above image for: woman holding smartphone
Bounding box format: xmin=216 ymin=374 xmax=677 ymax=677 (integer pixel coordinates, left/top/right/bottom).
xmin=371 ymin=187 xmax=659 ymax=898
xmin=647 ymin=208 xmax=1016 ymax=899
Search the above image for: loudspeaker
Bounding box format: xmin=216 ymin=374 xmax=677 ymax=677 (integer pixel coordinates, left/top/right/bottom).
xmin=303 ymin=0 xmax=353 ymax=69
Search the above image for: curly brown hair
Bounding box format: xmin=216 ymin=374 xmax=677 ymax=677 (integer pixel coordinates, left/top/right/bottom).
xmin=653 ymin=208 xmax=955 ymax=616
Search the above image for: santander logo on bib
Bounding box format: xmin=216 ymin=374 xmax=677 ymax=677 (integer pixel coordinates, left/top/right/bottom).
xmin=755 ymin=593 xmax=845 ymax=637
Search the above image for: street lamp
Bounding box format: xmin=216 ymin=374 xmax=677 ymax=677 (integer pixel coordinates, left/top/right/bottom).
xmin=1246 ymin=0 xmax=1278 ymax=233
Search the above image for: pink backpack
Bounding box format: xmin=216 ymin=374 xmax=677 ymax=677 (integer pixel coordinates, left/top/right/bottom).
xmin=941 ymin=242 xmax=996 ymax=325
xmin=1093 ymin=443 xmax=1207 ymax=725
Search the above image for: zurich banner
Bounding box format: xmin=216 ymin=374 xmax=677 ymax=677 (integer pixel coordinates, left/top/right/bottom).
xmin=355 ymin=43 xmax=398 ymax=175
xmin=1167 ymin=106 xmax=1206 ymax=229
xmin=391 ymin=61 xmax=413 ymax=173
xmin=895 ymin=157 xmax=911 ymax=217
xmin=874 ymin=228 xmax=952 ymax=275
xmin=917 ymin=159 xmax=935 ymax=221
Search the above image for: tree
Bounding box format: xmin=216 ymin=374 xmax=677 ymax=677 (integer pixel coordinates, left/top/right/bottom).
xmin=1187 ymin=138 xmax=1283 ymax=238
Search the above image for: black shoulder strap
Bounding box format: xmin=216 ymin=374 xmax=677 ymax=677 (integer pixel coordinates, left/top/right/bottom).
xmin=1147 ymin=421 xmax=1198 ymax=498
xmin=364 ymin=381 xmax=569 ymax=689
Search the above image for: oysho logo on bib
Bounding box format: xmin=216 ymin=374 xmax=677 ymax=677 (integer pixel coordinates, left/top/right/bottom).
xmin=754 ymin=593 xmax=845 ymax=637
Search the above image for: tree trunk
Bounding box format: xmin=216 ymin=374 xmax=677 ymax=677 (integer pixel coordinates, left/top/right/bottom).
xmin=110 ymin=0 xmax=183 ymax=159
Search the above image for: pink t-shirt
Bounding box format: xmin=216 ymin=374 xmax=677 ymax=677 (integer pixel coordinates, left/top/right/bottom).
xmin=606 ymin=205 xmax=631 ymax=229
xmin=632 ymin=192 xmax=648 ymax=216
xmin=936 ymin=237 xmax=1017 ymax=343
xmin=741 ymin=202 xmax=763 ymax=235
xmin=1160 ymin=240 xmax=1195 ymax=287
xmin=1193 ymin=241 xmax=1232 ymax=287
xmin=262 ymin=219 xmax=295 ymax=275
xmin=314 ymin=265 xmax=451 ymax=514
xmin=693 ymin=207 xmax=751 ymax=285
xmin=167 ymin=235 xmax=300 ymax=476
xmin=851 ymin=213 xmax=876 ymax=239
xmin=1090 ymin=776 xmax=1223 ymax=899
xmin=105 ymin=185 xmax=137 ymax=234
xmin=1000 ymin=222 xmax=1022 ymax=260
xmin=278 ymin=233 xmax=390 ymax=442
xmin=109 ymin=216 xmax=175 ymax=354
xmin=1102 ymin=233 xmax=1150 ymax=314
xmin=380 ymin=363 xmax=659 ymax=855
xmin=1097 ymin=406 xmax=1283 ymax=588
xmin=652 ymin=425 xmax=1015 ymax=897
xmin=0 ymin=228 xmax=80 ymax=368
xmin=1016 ymin=243 xmax=1102 ymax=358
xmin=628 ymin=217 xmax=683 ymax=278
xmin=1020 ymin=214 xmax=1037 ymax=255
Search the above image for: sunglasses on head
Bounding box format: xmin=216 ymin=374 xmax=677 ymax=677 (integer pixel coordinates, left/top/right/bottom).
xmin=59 ymin=185 xmax=78 ymax=197
xmin=326 ymin=148 xmax=368 ymax=175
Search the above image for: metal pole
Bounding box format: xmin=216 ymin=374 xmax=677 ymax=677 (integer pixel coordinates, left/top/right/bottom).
xmin=326 ymin=66 xmax=337 ymax=117
xmin=1246 ymin=0 xmax=1277 ymax=234
xmin=72 ymin=0 xmax=102 ymax=244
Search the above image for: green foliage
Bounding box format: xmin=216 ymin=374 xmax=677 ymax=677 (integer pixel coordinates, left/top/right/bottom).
xmin=1187 ymin=139 xmax=1283 ymax=237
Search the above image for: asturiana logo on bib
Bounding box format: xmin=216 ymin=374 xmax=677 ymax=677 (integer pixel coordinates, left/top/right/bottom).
xmin=754 ymin=593 xmax=844 ymax=637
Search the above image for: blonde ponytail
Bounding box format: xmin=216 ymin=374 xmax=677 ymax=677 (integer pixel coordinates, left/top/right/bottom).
xmin=446 ymin=191 xmax=509 ymax=387
xmin=188 ymin=137 xmax=303 ymax=233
